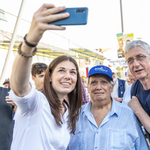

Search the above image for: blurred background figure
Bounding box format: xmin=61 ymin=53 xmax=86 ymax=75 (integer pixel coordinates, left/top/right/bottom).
xmin=0 ymin=83 xmax=13 ymax=150
xmin=81 ymin=77 xmax=89 ymax=104
xmin=81 ymin=76 xmax=86 ymax=85
xmin=31 ymin=62 xmax=48 ymax=91
xmin=123 ymin=68 xmax=137 ymax=104
xmin=126 ymin=68 xmax=136 ymax=85
xmin=3 ymin=78 xmax=10 ymax=88
xmin=126 ymin=77 xmax=131 ymax=85
xmin=3 ymin=77 xmax=17 ymax=124
xmin=126 ymin=39 xmax=131 ymax=46
xmin=111 ymin=67 xmax=128 ymax=102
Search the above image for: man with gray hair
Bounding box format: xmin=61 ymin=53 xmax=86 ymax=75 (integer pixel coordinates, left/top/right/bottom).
xmin=124 ymin=40 xmax=150 ymax=142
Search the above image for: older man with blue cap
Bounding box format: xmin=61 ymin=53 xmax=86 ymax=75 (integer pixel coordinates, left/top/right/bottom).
xmin=67 ymin=65 xmax=149 ymax=150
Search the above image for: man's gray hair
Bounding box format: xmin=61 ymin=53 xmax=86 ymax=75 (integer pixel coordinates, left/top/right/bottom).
xmin=124 ymin=40 xmax=150 ymax=55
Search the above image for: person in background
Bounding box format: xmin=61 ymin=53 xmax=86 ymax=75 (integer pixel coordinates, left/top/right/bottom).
xmin=3 ymin=78 xmax=10 ymax=88
xmin=67 ymin=65 xmax=149 ymax=150
xmin=124 ymin=40 xmax=150 ymax=143
xmin=4 ymin=79 xmax=17 ymax=128
xmin=126 ymin=68 xmax=136 ymax=85
xmin=126 ymin=40 xmax=131 ymax=46
xmin=9 ymin=4 xmax=83 ymax=150
xmin=81 ymin=77 xmax=89 ymax=104
xmin=110 ymin=67 xmax=128 ymax=102
xmin=4 ymin=78 xmax=17 ymax=113
xmin=126 ymin=77 xmax=131 ymax=85
xmin=31 ymin=62 xmax=48 ymax=91
xmin=123 ymin=68 xmax=136 ymax=105
xmin=0 ymin=85 xmax=13 ymax=150
xmin=127 ymin=68 xmax=136 ymax=85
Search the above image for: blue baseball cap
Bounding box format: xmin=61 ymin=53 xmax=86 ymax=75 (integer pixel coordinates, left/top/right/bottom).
xmin=88 ymin=65 xmax=113 ymax=81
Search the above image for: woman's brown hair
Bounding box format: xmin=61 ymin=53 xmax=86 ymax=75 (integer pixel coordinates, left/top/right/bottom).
xmin=43 ymin=55 xmax=82 ymax=133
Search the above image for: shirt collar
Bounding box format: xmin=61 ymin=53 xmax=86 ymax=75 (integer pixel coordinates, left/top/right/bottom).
xmin=82 ymin=101 xmax=91 ymax=115
xmin=82 ymin=99 xmax=119 ymax=118
xmin=109 ymin=99 xmax=119 ymax=117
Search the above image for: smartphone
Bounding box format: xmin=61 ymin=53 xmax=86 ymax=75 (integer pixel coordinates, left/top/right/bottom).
xmin=48 ymin=7 xmax=88 ymax=26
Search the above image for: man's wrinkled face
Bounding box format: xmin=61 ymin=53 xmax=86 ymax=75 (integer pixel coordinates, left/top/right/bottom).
xmin=125 ymin=47 xmax=150 ymax=80
xmin=88 ymin=74 xmax=113 ymax=105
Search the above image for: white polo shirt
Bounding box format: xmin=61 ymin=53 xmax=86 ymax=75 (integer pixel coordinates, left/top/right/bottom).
xmin=9 ymin=81 xmax=70 ymax=150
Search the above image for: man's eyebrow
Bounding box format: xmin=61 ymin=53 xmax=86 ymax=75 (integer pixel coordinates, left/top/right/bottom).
xmin=127 ymin=56 xmax=133 ymax=59
xmin=129 ymin=54 xmax=144 ymax=58
xmin=91 ymin=79 xmax=96 ymax=82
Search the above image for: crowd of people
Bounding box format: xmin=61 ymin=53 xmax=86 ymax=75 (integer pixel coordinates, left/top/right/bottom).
xmin=0 ymin=3 xmax=150 ymax=150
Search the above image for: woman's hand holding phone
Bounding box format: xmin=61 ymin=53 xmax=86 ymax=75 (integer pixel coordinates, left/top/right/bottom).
xmin=26 ymin=4 xmax=70 ymax=46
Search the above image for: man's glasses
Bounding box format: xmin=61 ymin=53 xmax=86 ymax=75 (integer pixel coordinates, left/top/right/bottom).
xmin=126 ymin=54 xmax=149 ymax=65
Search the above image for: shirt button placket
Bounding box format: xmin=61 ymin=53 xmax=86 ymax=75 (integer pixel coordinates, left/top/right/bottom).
xmin=94 ymin=130 xmax=99 ymax=149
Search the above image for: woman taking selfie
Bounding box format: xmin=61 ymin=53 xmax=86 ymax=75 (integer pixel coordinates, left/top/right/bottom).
xmin=9 ymin=4 xmax=82 ymax=150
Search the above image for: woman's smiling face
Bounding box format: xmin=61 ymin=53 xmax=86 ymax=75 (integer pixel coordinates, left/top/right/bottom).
xmin=50 ymin=60 xmax=77 ymax=99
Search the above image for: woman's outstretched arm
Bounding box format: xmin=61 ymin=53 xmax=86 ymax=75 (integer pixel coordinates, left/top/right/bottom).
xmin=10 ymin=4 xmax=69 ymax=97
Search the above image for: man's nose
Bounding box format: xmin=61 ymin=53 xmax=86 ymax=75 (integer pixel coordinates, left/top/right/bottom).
xmin=96 ymin=83 xmax=102 ymax=90
xmin=133 ymin=58 xmax=140 ymax=66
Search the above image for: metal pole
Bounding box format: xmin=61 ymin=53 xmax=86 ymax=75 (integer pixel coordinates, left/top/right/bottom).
xmin=0 ymin=0 xmax=26 ymax=85
xmin=120 ymin=0 xmax=124 ymax=33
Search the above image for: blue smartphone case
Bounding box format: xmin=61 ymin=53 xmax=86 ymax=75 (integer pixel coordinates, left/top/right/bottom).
xmin=48 ymin=7 xmax=88 ymax=26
